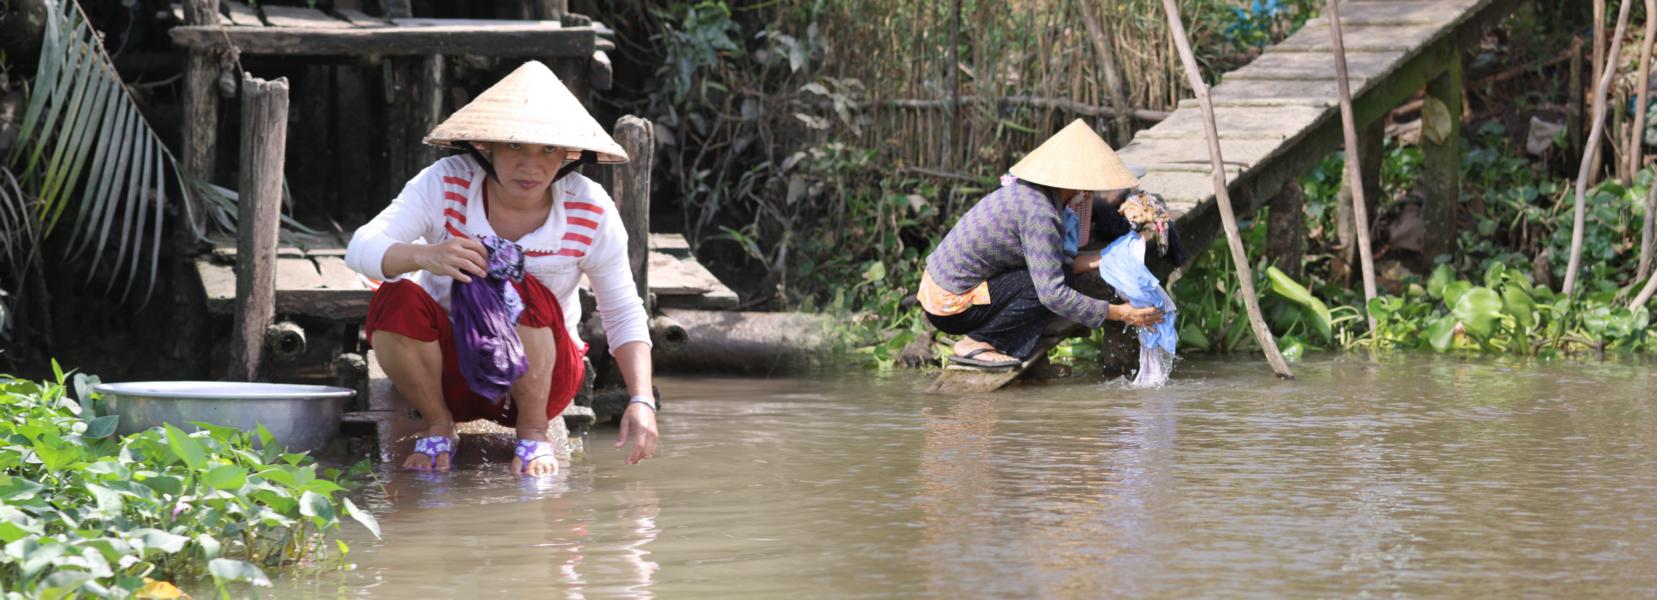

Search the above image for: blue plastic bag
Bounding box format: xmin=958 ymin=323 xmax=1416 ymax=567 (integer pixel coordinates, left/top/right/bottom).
xmin=1097 ymin=231 xmax=1177 ymax=385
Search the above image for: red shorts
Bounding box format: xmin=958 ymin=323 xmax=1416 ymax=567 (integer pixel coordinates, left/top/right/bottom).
xmin=363 ymin=277 xmax=585 ymax=426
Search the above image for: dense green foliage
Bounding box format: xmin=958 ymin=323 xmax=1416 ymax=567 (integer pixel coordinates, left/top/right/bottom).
xmin=612 ymin=0 xmax=1317 ymax=311
xmin=0 ymin=365 xmax=378 ymax=598
xmin=1172 ymin=125 xmax=1656 ymax=359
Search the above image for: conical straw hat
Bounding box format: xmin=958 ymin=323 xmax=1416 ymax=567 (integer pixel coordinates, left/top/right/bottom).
xmin=1008 ymin=119 xmax=1138 ymax=191
xmin=424 ymin=60 xmax=629 ymax=164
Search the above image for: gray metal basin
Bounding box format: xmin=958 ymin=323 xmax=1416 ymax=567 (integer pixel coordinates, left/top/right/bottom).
xmin=94 ymin=381 xmax=355 ymax=454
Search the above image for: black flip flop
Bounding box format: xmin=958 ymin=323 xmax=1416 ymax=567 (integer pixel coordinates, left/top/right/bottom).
xmin=947 ymin=348 xmax=1021 ymax=370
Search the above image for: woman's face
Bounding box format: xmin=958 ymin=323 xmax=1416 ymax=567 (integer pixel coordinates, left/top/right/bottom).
xmin=475 ymin=142 xmax=569 ymax=195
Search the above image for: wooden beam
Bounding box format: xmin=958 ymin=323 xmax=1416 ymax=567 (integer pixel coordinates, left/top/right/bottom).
xmin=229 ymin=74 xmax=290 ymax=382
xmin=169 ymin=24 xmax=597 ymax=58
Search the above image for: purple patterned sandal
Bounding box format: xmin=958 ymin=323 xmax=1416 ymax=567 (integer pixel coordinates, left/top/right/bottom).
xmin=513 ymin=438 xmax=558 ymax=475
xmin=406 ymin=435 xmax=456 ymax=471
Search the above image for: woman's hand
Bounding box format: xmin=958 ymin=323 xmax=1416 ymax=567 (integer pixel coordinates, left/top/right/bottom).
xmin=416 ymin=238 xmax=489 ymax=282
xmin=1110 ymin=303 xmax=1164 ymax=328
xmin=616 ymin=403 xmax=659 ymax=464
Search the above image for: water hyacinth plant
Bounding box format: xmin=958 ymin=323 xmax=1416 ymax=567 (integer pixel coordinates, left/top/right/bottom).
xmin=0 ymin=364 xmax=379 ymax=598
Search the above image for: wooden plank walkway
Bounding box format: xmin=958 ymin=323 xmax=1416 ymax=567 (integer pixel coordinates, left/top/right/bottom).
xmin=931 ymin=0 xmax=1525 ymax=393
xmin=1130 ymin=0 xmax=1522 ymax=244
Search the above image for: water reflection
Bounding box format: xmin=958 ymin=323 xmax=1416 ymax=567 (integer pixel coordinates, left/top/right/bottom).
xmin=284 ymin=356 xmax=1657 ymax=598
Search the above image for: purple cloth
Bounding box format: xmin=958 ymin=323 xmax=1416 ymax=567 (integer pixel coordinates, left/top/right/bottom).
xmin=451 ymin=235 xmax=528 ymax=405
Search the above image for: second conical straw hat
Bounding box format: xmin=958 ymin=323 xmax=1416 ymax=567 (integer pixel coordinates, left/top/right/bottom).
xmin=1008 ymin=119 xmax=1138 ymax=191
xmin=424 ymin=60 xmax=629 ymax=164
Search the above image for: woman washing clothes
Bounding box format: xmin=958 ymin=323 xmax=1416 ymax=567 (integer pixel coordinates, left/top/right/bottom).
xmin=921 ymin=119 xmax=1165 ymax=370
xmin=345 ymin=61 xmax=658 ymax=476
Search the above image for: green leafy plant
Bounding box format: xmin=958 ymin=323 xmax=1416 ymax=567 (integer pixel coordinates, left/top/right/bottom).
xmin=0 ymin=365 xmax=379 ymax=598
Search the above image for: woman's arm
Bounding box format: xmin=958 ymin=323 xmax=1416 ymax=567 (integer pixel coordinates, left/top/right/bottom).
xmin=579 ymin=187 xmax=658 ymax=463
xmin=611 ymin=340 xmax=658 ymax=464
xmin=380 ymin=239 xmax=489 ymax=282
xmin=1072 ymin=250 xmax=1102 ymax=274
xmin=346 ymin=159 xmax=483 ymax=280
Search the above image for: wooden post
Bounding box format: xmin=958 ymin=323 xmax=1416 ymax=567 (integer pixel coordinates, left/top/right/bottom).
xmin=181 ymin=0 xmax=219 ymax=184
xmin=1328 ymin=0 xmax=1378 ymax=335
xmin=1266 ymin=180 xmax=1306 ymax=282
xmin=1159 ymin=0 xmax=1293 ymax=379
xmin=1565 ymin=0 xmax=1634 ymax=298
xmin=229 ymin=74 xmax=290 ymax=382
xmin=413 ymin=54 xmax=446 ymax=169
xmin=611 ymin=116 xmax=654 ymax=306
xmin=1422 ymin=51 xmax=1463 ymax=263
xmin=380 ymin=53 xmax=443 ymax=233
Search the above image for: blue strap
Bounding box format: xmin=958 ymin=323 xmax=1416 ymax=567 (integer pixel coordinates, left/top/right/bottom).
xmin=1062 ymin=207 xmax=1081 ymax=258
xmin=513 ymin=439 xmax=557 ymax=473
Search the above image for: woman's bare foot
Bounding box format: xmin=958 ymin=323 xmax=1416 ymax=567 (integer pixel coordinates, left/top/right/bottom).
xmin=510 ymin=428 xmax=560 ymax=477
xmin=953 ymin=338 xmax=1018 ymax=364
xmin=403 ymin=422 xmax=457 ymax=472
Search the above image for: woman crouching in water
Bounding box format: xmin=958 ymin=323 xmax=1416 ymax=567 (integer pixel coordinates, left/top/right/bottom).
xmin=346 ymin=61 xmax=659 ymax=476
xmin=920 ymin=119 xmax=1163 ymax=369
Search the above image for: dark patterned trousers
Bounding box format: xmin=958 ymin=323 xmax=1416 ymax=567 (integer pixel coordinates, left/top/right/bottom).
xmin=925 ymin=269 xmax=1055 ymax=359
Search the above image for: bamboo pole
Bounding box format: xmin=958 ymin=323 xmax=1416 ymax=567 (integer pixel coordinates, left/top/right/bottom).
xmin=1592 ymin=0 xmax=1608 ymax=185
xmin=1158 ymin=0 xmax=1293 ymax=379
xmin=1564 ymin=0 xmax=1634 ymax=298
xmin=1327 ymin=0 xmax=1379 ymax=336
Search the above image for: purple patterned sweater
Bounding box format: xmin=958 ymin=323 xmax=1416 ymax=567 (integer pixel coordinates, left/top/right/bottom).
xmin=924 ymin=181 xmax=1112 ymax=328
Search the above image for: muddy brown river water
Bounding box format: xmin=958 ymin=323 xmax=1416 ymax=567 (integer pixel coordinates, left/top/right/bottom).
xmin=277 ymin=355 xmax=1657 ymax=598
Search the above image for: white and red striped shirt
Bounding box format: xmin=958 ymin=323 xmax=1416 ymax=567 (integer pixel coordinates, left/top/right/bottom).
xmin=345 ymin=155 xmax=651 ymax=353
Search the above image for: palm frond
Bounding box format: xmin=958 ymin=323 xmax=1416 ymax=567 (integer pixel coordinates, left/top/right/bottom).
xmin=0 ymin=168 xmax=42 ymax=289
xmin=9 ymin=0 xmax=209 ymax=301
